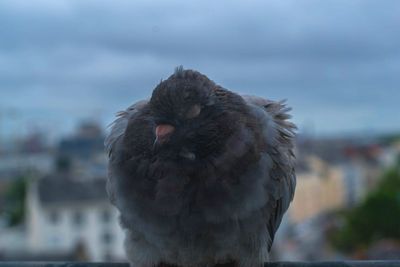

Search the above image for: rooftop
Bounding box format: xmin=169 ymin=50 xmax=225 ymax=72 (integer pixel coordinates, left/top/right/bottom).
xmin=38 ymin=175 xmax=108 ymax=205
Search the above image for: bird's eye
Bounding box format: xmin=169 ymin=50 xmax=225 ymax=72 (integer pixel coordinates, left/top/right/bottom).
xmin=186 ymin=104 xmax=201 ymax=119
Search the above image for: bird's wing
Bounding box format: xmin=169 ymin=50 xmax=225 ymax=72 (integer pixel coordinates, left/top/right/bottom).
xmin=104 ymin=100 xmax=148 ymax=204
xmin=243 ymin=95 xmax=296 ymax=251
xmin=105 ymin=100 xmax=148 ymax=156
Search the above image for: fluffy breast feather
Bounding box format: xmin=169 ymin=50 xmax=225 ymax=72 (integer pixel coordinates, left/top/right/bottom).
xmin=105 ymin=95 xmax=296 ymax=267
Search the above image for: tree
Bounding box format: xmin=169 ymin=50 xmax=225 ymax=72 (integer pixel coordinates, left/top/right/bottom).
xmin=4 ymin=176 xmax=28 ymax=226
xmin=331 ymin=163 xmax=400 ymax=253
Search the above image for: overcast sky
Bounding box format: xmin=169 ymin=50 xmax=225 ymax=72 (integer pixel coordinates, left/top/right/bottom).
xmin=0 ymin=0 xmax=399 ymax=140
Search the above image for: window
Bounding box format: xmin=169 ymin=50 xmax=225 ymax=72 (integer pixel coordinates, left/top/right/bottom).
xmin=100 ymin=209 xmax=111 ymax=223
xmin=101 ymin=231 xmax=113 ymax=245
xmin=103 ymin=250 xmax=112 ymax=261
xmin=49 ymin=211 xmax=60 ymax=224
xmin=72 ymin=210 xmax=85 ymax=227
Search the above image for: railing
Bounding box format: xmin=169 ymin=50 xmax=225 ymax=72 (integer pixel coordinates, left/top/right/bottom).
xmin=0 ymin=262 xmax=399 ymax=267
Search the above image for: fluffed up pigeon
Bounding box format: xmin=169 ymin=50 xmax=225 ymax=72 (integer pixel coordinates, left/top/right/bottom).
xmin=105 ymin=67 xmax=296 ymax=267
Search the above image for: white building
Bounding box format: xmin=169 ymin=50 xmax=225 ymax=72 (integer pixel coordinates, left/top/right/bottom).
xmin=26 ymin=175 xmax=125 ymax=261
xmin=0 ymin=226 xmax=27 ymax=255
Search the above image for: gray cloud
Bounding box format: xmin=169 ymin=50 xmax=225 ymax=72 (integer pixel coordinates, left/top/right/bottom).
xmin=0 ymin=0 xmax=399 ymax=138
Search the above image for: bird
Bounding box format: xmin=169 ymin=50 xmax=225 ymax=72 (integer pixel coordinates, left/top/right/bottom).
xmin=105 ymin=67 xmax=296 ymax=267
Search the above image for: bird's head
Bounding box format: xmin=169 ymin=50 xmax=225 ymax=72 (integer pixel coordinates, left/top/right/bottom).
xmin=149 ymin=67 xmax=244 ymax=162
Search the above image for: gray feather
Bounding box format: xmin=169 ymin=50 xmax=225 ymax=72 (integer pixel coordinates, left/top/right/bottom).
xmin=105 ymin=100 xmax=148 ymax=157
xmin=105 ymin=99 xmax=148 ymax=205
xmin=243 ymin=95 xmax=296 ymax=250
xmin=105 ymin=76 xmax=296 ymax=267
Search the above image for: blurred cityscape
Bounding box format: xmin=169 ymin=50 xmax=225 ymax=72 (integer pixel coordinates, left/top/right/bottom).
xmin=0 ymin=120 xmax=399 ymax=262
xmin=1 ymin=0 xmax=400 ymax=263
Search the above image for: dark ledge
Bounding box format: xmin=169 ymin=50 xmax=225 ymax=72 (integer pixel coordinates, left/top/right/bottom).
xmin=267 ymin=261 xmax=400 ymax=267
xmin=0 ymin=261 xmax=399 ymax=267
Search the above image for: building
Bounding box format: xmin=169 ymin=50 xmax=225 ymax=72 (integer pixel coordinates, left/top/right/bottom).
xmin=58 ymin=122 xmax=105 ymax=160
xmin=289 ymin=156 xmax=346 ymax=224
xmin=26 ymin=174 xmax=125 ymax=261
xmin=0 ymin=226 xmax=27 ymax=255
xmin=0 ymin=153 xmax=53 ymax=179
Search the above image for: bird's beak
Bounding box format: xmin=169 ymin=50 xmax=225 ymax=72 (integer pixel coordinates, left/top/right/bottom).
xmin=153 ymin=124 xmax=175 ymax=148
